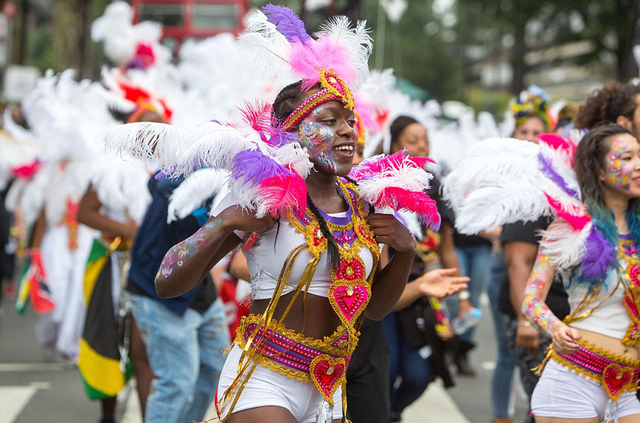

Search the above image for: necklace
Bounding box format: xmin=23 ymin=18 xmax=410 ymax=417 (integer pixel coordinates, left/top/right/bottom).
xmin=616 ymin=237 xmax=640 ymax=346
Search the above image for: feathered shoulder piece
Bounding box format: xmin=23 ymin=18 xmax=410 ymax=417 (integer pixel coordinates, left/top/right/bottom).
xmin=348 ymin=150 xmax=441 ymax=230
xmin=105 ymin=101 xmax=312 ymax=219
xmin=444 ymin=132 xmax=614 ymax=280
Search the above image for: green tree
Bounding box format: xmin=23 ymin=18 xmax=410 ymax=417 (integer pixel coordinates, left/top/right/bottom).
xmin=455 ymin=0 xmax=640 ymax=93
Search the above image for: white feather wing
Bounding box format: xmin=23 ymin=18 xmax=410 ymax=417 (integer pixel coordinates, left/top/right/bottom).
xmin=443 ymin=138 xmax=549 ymax=234
xmin=167 ymin=168 xmax=229 ymax=223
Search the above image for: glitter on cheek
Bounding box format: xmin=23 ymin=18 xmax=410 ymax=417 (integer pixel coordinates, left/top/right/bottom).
xmin=606 ymin=142 xmax=631 ymax=191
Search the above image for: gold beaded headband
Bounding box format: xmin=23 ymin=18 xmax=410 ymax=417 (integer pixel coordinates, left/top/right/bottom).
xmin=281 ymin=69 xmax=355 ymax=132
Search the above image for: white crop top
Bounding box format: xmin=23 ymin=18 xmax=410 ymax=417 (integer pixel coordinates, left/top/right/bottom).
xmin=564 ymin=236 xmax=637 ymax=340
xmin=565 ymin=269 xmax=630 ymax=340
xmin=213 ymin=194 xmax=376 ymax=301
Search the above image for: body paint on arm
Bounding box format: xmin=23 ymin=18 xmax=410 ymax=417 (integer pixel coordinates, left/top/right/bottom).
xmin=522 ymin=249 xmax=562 ymax=338
xmin=157 ymin=217 xmax=223 ymax=280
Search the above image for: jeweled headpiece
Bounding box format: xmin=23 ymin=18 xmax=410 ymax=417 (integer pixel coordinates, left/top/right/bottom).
xmin=510 ymin=84 xmax=551 ymax=129
xmin=242 ymin=4 xmax=371 ymax=130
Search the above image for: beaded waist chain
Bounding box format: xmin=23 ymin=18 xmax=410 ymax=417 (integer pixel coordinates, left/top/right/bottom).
xmin=549 ymin=341 xmax=640 ymax=401
xmin=233 ymin=315 xmax=351 ymax=405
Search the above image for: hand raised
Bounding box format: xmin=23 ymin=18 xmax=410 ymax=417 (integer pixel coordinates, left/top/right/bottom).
xmin=366 ymin=213 xmax=416 ymax=253
xmin=417 ymin=268 xmax=469 ymax=298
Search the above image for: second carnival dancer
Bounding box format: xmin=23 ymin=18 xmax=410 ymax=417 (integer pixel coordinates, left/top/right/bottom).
xmin=105 ymin=6 xmax=442 ymax=423
xmin=445 ymin=124 xmax=640 ymax=422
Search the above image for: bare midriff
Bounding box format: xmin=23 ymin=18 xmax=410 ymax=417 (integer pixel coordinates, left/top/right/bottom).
xmin=575 ymin=327 xmax=640 ymax=360
xmin=250 ymin=292 xmax=343 ymax=340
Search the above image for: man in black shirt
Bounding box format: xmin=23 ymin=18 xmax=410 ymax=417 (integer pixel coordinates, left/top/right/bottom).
xmin=499 ymin=217 xmax=569 ymax=423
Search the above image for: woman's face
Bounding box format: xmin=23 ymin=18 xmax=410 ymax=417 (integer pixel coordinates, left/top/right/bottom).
xmin=297 ymin=100 xmax=357 ymax=176
xmin=513 ymin=116 xmax=546 ymax=143
xmin=393 ymin=123 xmax=429 ymax=157
xmin=601 ymin=133 xmax=640 ymax=198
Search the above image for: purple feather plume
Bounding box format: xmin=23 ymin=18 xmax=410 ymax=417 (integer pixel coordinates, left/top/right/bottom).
xmin=538 ymin=152 xmax=578 ymax=198
xmin=582 ymin=226 xmax=615 ymax=281
xmin=262 ymin=4 xmax=312 ymax=44
xmin=232 ymin=150 xmax=291 ymax=185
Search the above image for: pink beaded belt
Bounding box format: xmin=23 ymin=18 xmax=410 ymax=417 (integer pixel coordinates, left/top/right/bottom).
xmin=550 ymin=341 xmax=640 ymax=401
xmin=236 ymin=321 xmax=351 ymax=377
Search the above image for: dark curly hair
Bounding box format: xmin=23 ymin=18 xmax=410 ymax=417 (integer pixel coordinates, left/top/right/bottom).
xmin=576 ymin=81 xmax=640 ymax=130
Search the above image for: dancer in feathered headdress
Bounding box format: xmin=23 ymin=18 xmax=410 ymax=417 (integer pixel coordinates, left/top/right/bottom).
xmin=91 ymin=1 xmax=170 ymax=71
xmin=503 ymin=84 xmax=551 ymax=142
xmin=105 ymin=5 xmax=440 ymax=423
xmin=444 ymin=124 xmax=640 ymax=421
xmin=5 ymin=70 xmax=104 ymax=360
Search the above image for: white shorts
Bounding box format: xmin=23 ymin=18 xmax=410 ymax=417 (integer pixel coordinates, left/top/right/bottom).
xmin=216 ymin=346 xmax=343 ymax=422
xmin=532 ymin=360 xmax=640 ymax=421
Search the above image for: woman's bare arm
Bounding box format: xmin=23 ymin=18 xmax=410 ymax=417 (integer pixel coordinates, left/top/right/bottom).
xmin=155 ymin=206 xmax=274 ymax=298
xmin=77 ymin=187 xmax=137 ymax=238
xmin=29 ymin=209 xmax=46 ymax=249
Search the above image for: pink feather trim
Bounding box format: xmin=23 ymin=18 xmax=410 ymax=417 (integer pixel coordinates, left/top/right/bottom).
xmin=349 ymin=150 xmax=435 ymax=181
xmin=544 ymin=193 xmax=590 ymax=230
xmin=374 ymin=187 xmax=441 ymax=230
xmin=234 ymin=101 xmax=274 ymax=134
xmin=538 ymin=133 xmax=577 ymax=166
xmin=289 ymin=36 xmax=357 ymax=90
xmin=258 ymin=173 xmax=308 ymax=218
xmin=12 ymin=160 xmax=40 ymax=180
xmin=354 ymin=95 xmax=381 ymax=133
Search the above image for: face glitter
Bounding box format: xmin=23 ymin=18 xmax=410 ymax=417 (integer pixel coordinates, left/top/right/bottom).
xmin=606 ymin=138 xmax=632 ymax=191
xmin=298 ymin=105 xmax=342 ymax=173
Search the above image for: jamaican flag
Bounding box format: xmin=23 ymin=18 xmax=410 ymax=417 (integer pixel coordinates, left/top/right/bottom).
xmin=78 ymin=239 xmax=130 ymax=400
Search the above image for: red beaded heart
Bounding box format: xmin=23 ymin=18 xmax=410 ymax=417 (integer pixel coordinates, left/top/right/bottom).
xmin=603 ymin=363 xmax=633 ymax=401
xmin=337 ymin=258 xmax=364 ymax=281
xmin=310 ymin=355 xmax=345 ymax=404
xmin=630 ymin=265 xmax=640 ymax=288
xmin=331 ymin=284 xmax=369 ymax=322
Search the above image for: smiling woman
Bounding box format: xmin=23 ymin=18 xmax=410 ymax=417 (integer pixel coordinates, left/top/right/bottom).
xmin=521 ymin=125 xmax=640 ymax=423
xmin=297 ymin=101 xmax=358 ymax=175
xmin=102 ymin=5 xmax=442 ymax=423
xmin=103 ymin=5 xmax=443 ymax=423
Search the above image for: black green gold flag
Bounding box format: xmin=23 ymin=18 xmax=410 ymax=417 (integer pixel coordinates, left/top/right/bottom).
xmin=78 ymin=239 xmax=130 ymax=400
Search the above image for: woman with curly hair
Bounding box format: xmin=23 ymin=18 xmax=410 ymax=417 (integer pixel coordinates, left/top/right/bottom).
xmin=576 ymin=81 xmax=640 ymax=137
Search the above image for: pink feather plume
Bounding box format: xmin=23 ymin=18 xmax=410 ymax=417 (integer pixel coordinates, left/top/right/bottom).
xmin=354 ymin=95 xmax=381 ymax=133
xmin=538 ymin=133 xmax=577 ymax=166
xmin=234 ymin=101 xmax=274 ymax=134
xmin=375 ymin=187 xmax=441 ymax=230
xmin=258 ymin=173 xmax=308 ymax=218
xmin=544 ymin=193 xmax=590 ymax=230
xmin=349 ymin=150 xmax=435 ymax=181
xmin=12 ymin=160 xmax=40 ymax=180
xmin=289 ymin=36 xmax=357 ymax=90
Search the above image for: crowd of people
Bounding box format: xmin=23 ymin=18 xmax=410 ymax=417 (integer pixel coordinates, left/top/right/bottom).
xmin=1 ymin=3 xmax=640 ymax=423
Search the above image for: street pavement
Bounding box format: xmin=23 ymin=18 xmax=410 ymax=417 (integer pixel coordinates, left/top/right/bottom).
xmin=0 ymin=292 xmax=529 ymax=423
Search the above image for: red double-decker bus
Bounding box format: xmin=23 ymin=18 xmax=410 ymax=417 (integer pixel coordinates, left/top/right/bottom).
xmin=131 ymin=0 xmax=250 ymax=55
